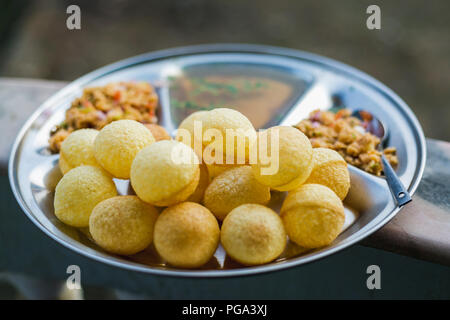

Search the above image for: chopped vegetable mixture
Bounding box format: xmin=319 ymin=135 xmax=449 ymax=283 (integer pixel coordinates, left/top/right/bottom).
xmin=295 ymin=109 xmax=398 ymax=176
xmin=49 ymin=82 xmax=158 ymax=152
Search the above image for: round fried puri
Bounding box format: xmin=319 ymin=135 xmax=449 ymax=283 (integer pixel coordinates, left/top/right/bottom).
xmin=175 ymin=111 xmax=207 ymax=154
xmin=251 ymin=126 xmax=313 ymax=191
xmin=201 ymin=108 xmax=256 ymax=165
xmin=187 ymin=163 xmax=209 ymax=203
xmin=221 ymin=204 xmax=286 ymax=265
xmin=305 ymin=148 xmax=350 ymax=200
xmin=59 ymin=129 xmax=100 ymax=174
xmin=54 ymin=166 xmax=117 ymax=227
xmin=130 ymin=140 xmax=200 ymax=206
xmin=94 ymin=120 xmax=155 ymax=179
xmin=280 ymin=184 xmax=345 ymax=248
xmin=153 ymin=202 xmax=219 ymax=268
xmin=89 ymin=196 xmax=158 ymax=255
xmin=176 ymin=108 xmax=256 ymax=165
xmin=58 ymin=154 xmax=72 ymax=175
xmin=145 ymin=124 xmax=171 ymax=141
xmin=203 ymin=166 xmax=270 ymax=220
xmin=206 ymin=163 xmax=242 ymax=180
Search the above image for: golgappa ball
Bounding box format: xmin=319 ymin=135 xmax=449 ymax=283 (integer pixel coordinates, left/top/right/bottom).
xmin=221 ymin=204 xmax=286 ymax=265
xmin=54 ymin=165 xmax=117 ymax=227
xmin=175 ymin=111 xmax=207 ymax=154
xmin=200 ymin=108 xmax=256 ymax=165
xmin=130 ymin=140 xmax=200 ymax=206
xmin=280 ymin=184 xmax=345 ymax=248
xmin=206 ymin=163 xmax=242 ymax=180
xmin=59 ymin=129 xmax=100 ymax=174
xmin=89 ymin=196 xmax=159 ymax=255
xmin=94 ymin=120 xmax=155 ymax=179
xmin=203 ymin=166 xmax=271 ymax=220
xmin=145 ymin=124 xmax=171 ymax=141
xmin=153 ymin=202 xmax=219 ymax=268
xmin=187 ymin=163 xmax=209 ymax=203
xmin=58 ymin=154 xmax=72 ymax=175
xmin=251 ymin=126 xmax=313 ymax=191
xmin=176 ymin=108 xmax=256 ymax=165
xmin=305 ymin=148 xmax=350 ymax=200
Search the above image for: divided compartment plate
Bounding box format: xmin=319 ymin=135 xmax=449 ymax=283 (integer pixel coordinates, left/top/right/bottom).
xmin=9 ymin=44 xmax=426 ymax=277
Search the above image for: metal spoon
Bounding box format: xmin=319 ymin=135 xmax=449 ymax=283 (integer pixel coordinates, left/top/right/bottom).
xmin=352 ymin=110 xmax=412 ymax=207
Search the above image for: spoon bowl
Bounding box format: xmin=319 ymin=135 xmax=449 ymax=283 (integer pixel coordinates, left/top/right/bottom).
xmin=351 ymin=110 xmax=387 ymax=144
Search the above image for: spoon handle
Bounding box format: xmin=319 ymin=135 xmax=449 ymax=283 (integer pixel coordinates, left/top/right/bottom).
xmin=382 ymin=154 xmax=412 ymax=206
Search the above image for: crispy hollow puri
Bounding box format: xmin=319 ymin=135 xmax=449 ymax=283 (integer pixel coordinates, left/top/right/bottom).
xmin=94 ymin=120 xmax=155 ymax=179
xmin=153 ymin=202 xmax=219 ymax=268
xmin=280 ymin=184 xmax=345 ymax=248
xmin=58 ymin=153 xmax=72 ymax=175
xmin=206 ymin=163 xmax=242 ymax=180
xmin=89 ymin=196 xmax=159 ymax=255
xmin=176 ymin=108 xmax=256 ymax=165
xmin=130 ymin=140 xmax=200 ymax=206
xmin=203 ymin=166 xmax=270 ymax=220
xmin=305 ymin=147 xmax=350 ymax=200
xmin=187 ymin=163 xmax=209 ymax=203
xmin=251 ymin=126 xmax=313 ymax=191
xmin=54 ymin=166 xmax=117 ymax=227
xmin=59 ymin=129 xmax=100 ymax=174
xmin=221 ymin=204 xmax=286 ymax=266
xmin=175 ymin=111 xmax=207 ymax=157
xmin=200 ymin=108 xmax=256 ymax=165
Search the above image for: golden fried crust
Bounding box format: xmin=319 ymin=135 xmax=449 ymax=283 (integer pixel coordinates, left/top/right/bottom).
xmin=89 ymin=196 xmax=159 ymax=255
xmin=130 ymin=140 xmax=200 ymax=206
xmin=203 ymin=166 xmax=271 ymax=220
xmin=176 ymin=111 xmax=207 ymax=135
xmin=202 ymin=108 xmax=254 ymax=134
xmin=176 ymin=109 xmax=256 ymax=165
xmin=58 ymin=153 xmax=72 ymax=175
xmin=221 ymin=204 xmax=286 ymax=265
xmin=60 ymin=129 xmax=100 ymax=174
xmin=145 ymin=124 xmax=171 ymax=141
xmin=54 ymin=166 xmax=117 ymax=227
xmin=280 ymin=184 xmax=345 ymax=248
xmin=175 ymin=111 xmax=207 ymax=152
xmin=153 ymin=202 xmax=219 ymax=268
xmin=305 ymin=148 xmax=350 ymax=200
xmin=281 ymin=183 xmax=344 ymax=214
xmin=206 ymin=164 xmax=242 ymax=180
xmin=251 ymin=126 xmax=313 ymax=191
xmin=94 ymin=120 xmax=155 ymax=179
xmin=153 ymin=168 xmax=200 ymax=207
xmin=187 ymin=163 xmax=210 ymax=203
xmin=201 ymin=108 xmax=256 ymax=164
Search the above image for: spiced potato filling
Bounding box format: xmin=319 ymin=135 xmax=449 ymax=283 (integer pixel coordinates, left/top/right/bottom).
xmin=295 ymin=109 xmax=398 ymax=176
xmin=49 ymin=81 xmax=158 ymax=153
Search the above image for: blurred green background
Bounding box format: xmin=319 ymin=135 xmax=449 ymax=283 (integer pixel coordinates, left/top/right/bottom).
xmin=0 ymin=0 xmax=449 ymax=140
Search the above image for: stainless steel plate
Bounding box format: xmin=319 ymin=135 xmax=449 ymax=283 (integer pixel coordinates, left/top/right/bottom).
xmin=9 ymin=44 xmax=426 ymax=277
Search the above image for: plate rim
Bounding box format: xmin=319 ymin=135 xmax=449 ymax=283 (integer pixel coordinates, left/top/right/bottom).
xmin=8 ymin=43 xmax=427 ymax=278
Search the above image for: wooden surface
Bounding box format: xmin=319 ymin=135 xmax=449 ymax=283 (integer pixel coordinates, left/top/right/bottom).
xmin=1 ymin=77 xmax=449 ymax=266
xmin=362 ymin=139 xmax=450 ymax=265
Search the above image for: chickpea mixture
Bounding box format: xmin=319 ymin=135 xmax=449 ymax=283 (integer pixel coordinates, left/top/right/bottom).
xmin=295 ymin=109 xmax=398 ymax=176
xmin=49 ymin=82 xmax=158 ymax=153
